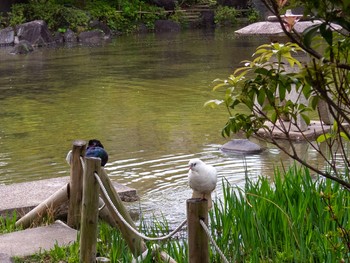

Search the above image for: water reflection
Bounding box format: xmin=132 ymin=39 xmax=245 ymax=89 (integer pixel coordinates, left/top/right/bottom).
xmin=0 ymin=29 xmax=324 ymax=225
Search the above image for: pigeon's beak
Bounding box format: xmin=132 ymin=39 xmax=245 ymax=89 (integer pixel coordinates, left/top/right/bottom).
xmin=189 ymin=163 xmax=193 ymax=170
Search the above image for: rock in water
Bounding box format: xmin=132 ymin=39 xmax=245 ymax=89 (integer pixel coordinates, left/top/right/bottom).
xmin=10 ymin=40 xmax=34 ymax=54
xmin=221 ymin=139 xmax=263 ymax=154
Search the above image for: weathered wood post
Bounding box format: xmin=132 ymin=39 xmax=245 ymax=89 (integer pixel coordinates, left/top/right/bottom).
xmin=187 ymin=198 xmax=209 ymax=263
xmin=79 ymin=157 xmax=100 ymax=263
xmin=98 ymin=168 xmax=147 ymax=256
xmin=67 ymin=140 xmax=86 ymax=229
xmin=15 ymin=184 xmax=69 ymax=228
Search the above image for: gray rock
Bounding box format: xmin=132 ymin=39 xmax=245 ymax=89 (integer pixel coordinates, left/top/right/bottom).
xmin=10 ymin=40 xmax=34 ymax=54
xmin=0 ymin=27 xmax=15 ymax=46
xmin=0 ymin=253 xmax=13 ymax=263
xmin=16 ymin=20 xmax=54 ymax=46
xmin=64 ymin=29 xmax=77 ymax=43
xmin=221 ymin=139 xmax=263 ymax=154
xmin=90 ymin=20 xmax=112 ymax=38
xmin=154 ymin=20 xmax=181 ymax=33
xmin=79 ymin=29 xmax=105 ymax=44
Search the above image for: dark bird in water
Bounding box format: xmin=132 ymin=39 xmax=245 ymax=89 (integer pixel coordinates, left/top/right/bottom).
xmin=85 ymin=139 xmax=109 ymax=166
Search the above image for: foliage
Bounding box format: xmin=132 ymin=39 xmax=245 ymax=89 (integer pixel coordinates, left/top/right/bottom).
xmin=247 ymin=7 xmax=260 ymax=22
xmin=214 ymin=5 xmax=238 ymax=26
xmin=0 ymin=212 xmax=21 ymax=234
xmin=210 ymin=165 xmax=350 ymax=262
xmin=9 ymin=1 xmax=89 ymax=31
xmin=207 ymin=0 xmax=350 ymax=190
xmin=86 ymin=1 xmax=125 ymax=31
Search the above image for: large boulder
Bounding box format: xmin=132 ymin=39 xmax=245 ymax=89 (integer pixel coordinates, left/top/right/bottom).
xmin=154 ymin=20 xmax=181 ymax=33
xmin=78 ymin=30 xmax=106 ymax=44
xmin=10 ymin=40 xmax=34 ymax=54
xmin=0 ymin=27 xmax=15 ymax=46
xmin=221 ymin=139 xmax=263 ymax=154
xmin=16 ymin=20 xmax=54 ymax=46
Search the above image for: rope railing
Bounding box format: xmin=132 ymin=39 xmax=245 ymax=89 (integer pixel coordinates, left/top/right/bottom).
xmin=94 ymin=171 xmax=187 ymax=241
xmin=79 ymin=156 xmax=230 ymax=262
xmin=199 ymin=219 xmax=229 ymax=263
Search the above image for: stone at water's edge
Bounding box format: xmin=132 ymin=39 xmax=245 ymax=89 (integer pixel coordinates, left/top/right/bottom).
xmin=154 ymin=20 xmax=181 ymax=33
xmin=10 ymin=40 xmax=34 ymax=54
xmin=0 ymin=27 xmax=14 ymax=46
xmin=16 ymin=20 xmax=54 ymax=46
xmin=221 ymin=139 xmax=263 ymax=154
xmin=78 ymin=29 xmax=106 ymax=44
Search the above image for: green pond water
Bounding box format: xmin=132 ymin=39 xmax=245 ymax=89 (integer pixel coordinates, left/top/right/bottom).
xmin=0 ymin=28 xmax=318 ymax=223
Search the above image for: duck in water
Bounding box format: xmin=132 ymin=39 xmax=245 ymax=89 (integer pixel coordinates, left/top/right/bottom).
xmin=85 ymin=139 xmax=109 ymax=166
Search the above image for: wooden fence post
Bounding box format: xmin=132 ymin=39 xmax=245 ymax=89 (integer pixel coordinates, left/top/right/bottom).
xmin=67 ymin=140 xmax=86 ymax=229
xmin=15 ymin=184 xmax=69 ymax=228
xmin=187 ymin=198 xmax=209 ymax=263
xmin=79 ymin=157 xmax=100 ymax=263
xmin=98 ymin=168 xmax=147 ymax=257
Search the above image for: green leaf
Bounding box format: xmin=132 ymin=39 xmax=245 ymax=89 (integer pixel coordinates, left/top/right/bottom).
xmin=279 ymin=85 xmax=286 ymax=101
xmin=340 ymin=132 xmax=350 ymax=141
xmin=319 ymin=23 xmax=333 ymax=46
xmin=257 ymin=89 xmax=265 ymax=106
xmin=301 ymin=113 xmax=310 ymax=125
xmin=271 ymin=112 xmax=277 ymax=123
xmin=316 ymin=133 xmax=332 ymax=143
xmin=204 ymin=100 xmax=224 ymax=108
xmin=302 ymin=24 xmax=321 ymax=49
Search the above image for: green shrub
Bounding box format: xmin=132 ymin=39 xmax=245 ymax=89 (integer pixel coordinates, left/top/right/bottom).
xmin=247 ymin=7 xmax=260 ymax=22
xmin=86 ymin=1 xmax=123 ymax=31
xmin=9 ymin=4 xmax=27 ymax=27
xmin=214 ymin=5 xmax=238 ymax=26
xmin=8 ymin=1 xmax=89 ymax=31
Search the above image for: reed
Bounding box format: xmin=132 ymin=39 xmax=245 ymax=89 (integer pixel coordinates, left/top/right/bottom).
xmin=209 ymin=164 xmax=350 ymax=262
xmin=0 ymin=211 xmax=21 ymax=234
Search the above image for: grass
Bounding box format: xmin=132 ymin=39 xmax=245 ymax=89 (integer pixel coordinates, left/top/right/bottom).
xmin=2 ymin=164 xmax=350 ymax=262
xmin=209 ymin=165 xmax=350 ymax=262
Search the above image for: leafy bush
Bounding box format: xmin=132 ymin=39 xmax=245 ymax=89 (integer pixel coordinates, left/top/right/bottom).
xmin=9 ymin=4 xmax=27 ymax=27
xmin=9 ymin=1 xmax=89 ymax=31
xmin=214 ymin=6 xmax=237 ymax=26
xmin=247 ymin=8 xmax=260 ymax=22
xmin=86 ymin=1 xmax=123 ymax=31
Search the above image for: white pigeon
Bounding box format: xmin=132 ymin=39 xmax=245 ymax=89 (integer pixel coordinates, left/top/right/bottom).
xmin=188 ymin=158 xmax=217 ymax=209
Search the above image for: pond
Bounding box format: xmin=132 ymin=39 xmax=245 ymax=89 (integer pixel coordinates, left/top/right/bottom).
xmin=0 ymin=28 xmax=319 ymax=225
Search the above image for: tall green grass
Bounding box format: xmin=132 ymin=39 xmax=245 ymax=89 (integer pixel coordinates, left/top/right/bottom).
xmin=4 ymin=165 xmax=350 ymax=262
xmin=210 ymin=165 xmax=350 ymax=262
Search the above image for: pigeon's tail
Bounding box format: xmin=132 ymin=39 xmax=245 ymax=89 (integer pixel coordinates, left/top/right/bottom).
xmin=191 ymin=190 xmax=213 ymax=210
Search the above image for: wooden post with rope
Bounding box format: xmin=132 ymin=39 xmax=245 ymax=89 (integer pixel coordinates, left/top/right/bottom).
xmin=67 ymin=140 xmax=86 ymax=229
xmin=98 ymin=168 xmax=147 ymax=256
xmin=79 ymin=157 xmax=100 ymax=263
xmin=187 ymin=198 xmax=209 ymax=263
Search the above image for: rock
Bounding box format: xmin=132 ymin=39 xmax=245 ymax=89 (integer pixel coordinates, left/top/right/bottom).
xmin=10 ymin=40 xmax=34 ymax=54
xmin=136 ymin=23 xmax=148 ymax=34
xmin=78 ymin=29 xmax=105 ymax=44
xmin=221 ymin=139 xmax=263 ymax=154
xmin=0 ymin=253 xmax=12 ymax=263
xmin=16 ymin=20 xmax=54 ymax=46
xmin=90 ymin=20 xmax=112 ymax=38
xmin=0 ymin=27 xmax=15 ymax=46
xmin=154 ymin=20 xmax=181 ymax=33
xmin=64 ymin=29 xmax=77 ymax=43
xmin=53 ymin=32 xmax=64 ymax=43
xmin=200 ymin=10 xmax=215 ymax=28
